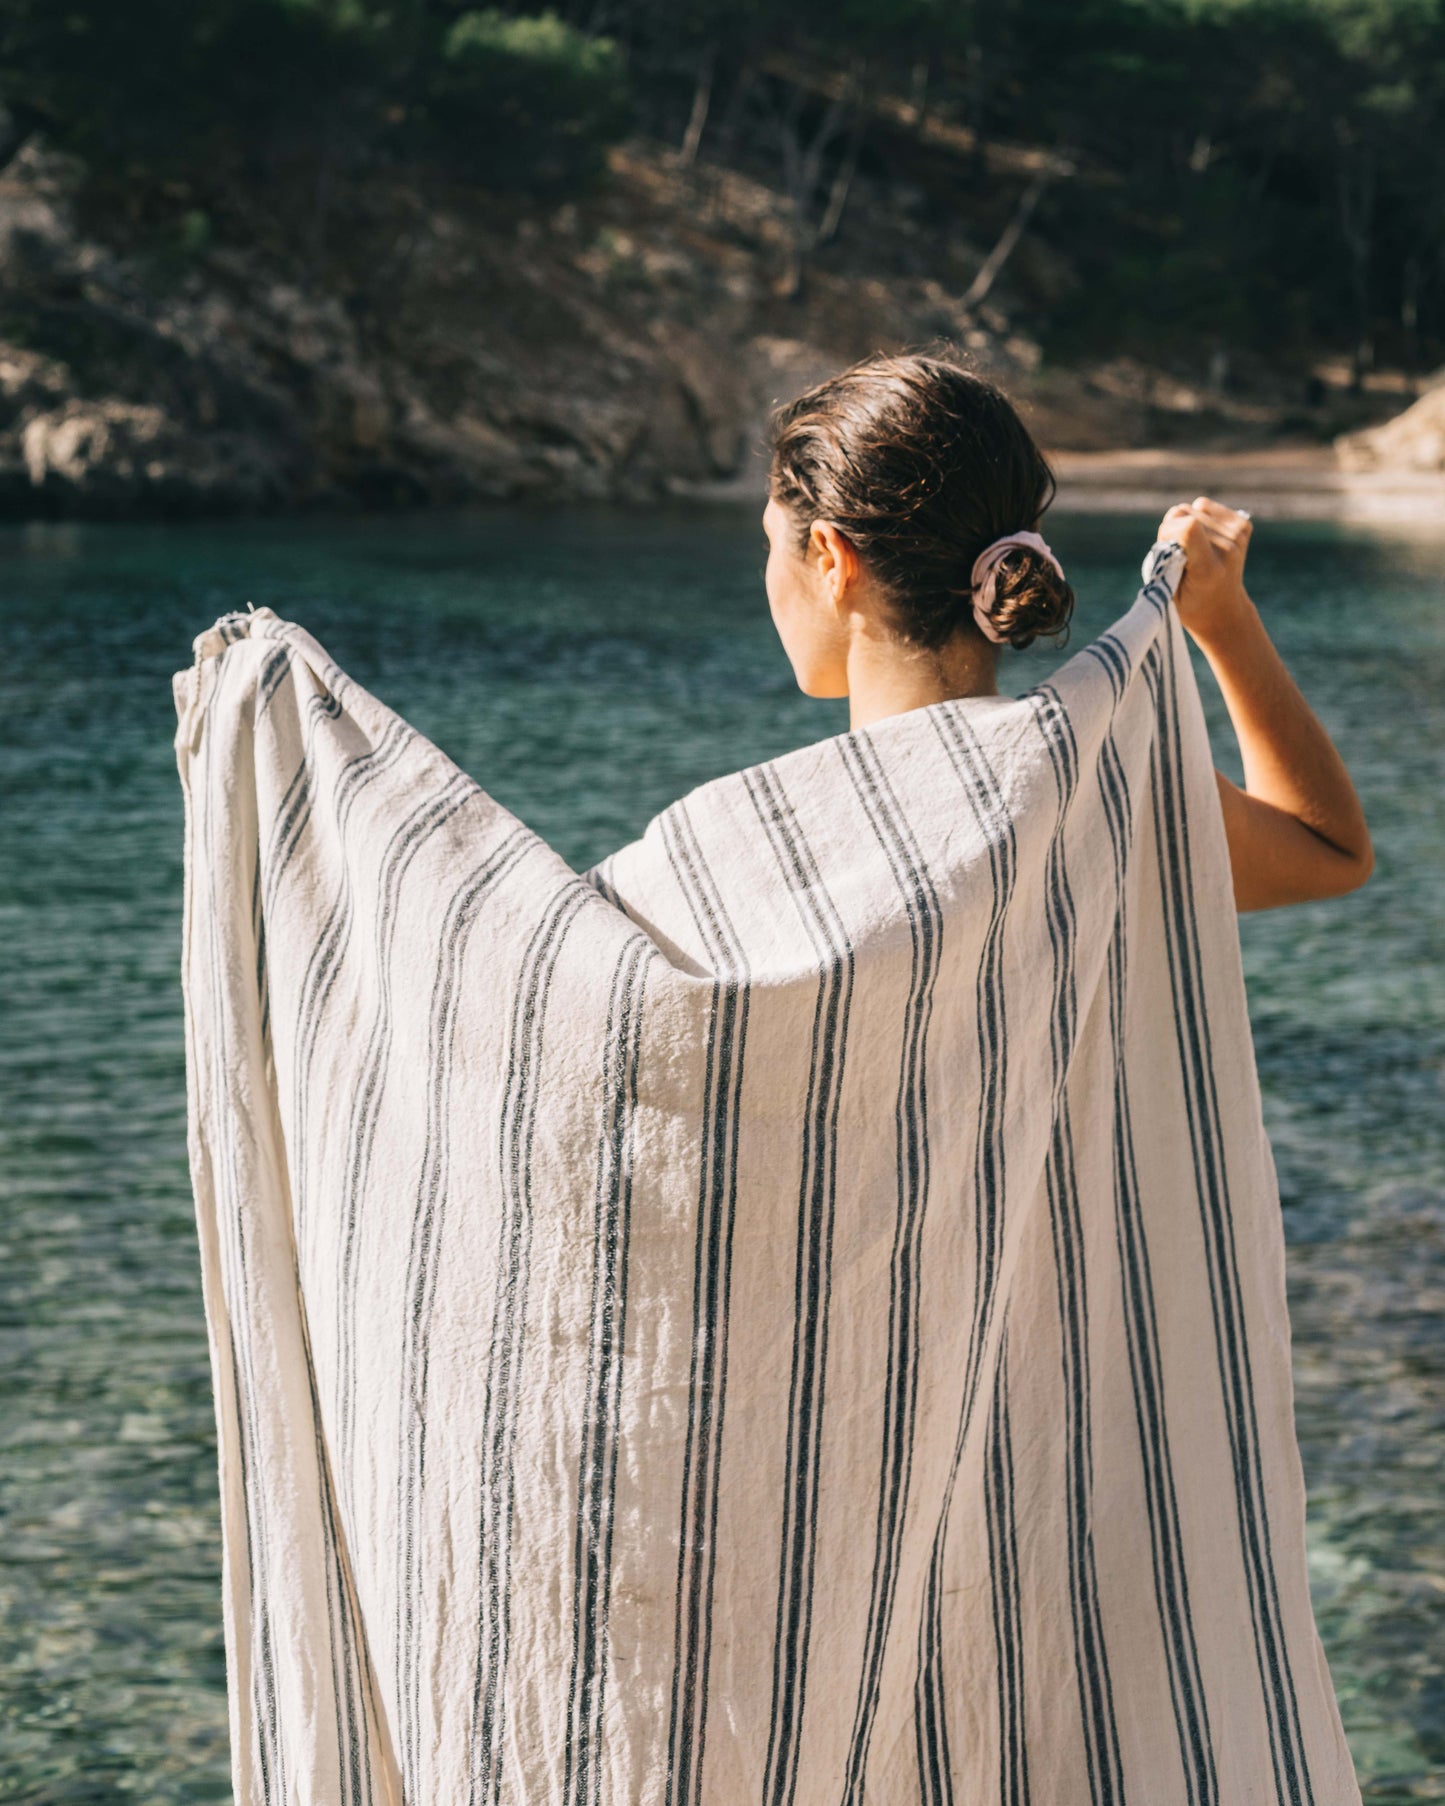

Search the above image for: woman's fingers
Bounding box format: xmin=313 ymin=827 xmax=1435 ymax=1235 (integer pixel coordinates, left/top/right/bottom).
xmin=1159 ymin=500 xmax=1201 ymax=543
xmin=1159 ymin=498 xmax=1251 ymax=585
xmin=1191 ymin=495 xmax=1254 ymax=536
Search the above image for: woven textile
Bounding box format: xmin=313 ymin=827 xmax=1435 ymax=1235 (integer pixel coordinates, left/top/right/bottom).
xmin=172 ymin=541 xmax=1361 ymax=1805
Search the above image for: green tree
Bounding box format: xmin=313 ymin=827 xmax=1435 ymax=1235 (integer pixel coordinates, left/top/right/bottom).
xmin=418 ymin=9 xmax=631 ymax=190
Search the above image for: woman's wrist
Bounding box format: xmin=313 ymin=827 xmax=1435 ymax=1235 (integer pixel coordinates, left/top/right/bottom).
xmin=1181 ymin=586 xmax=1265 ymax=661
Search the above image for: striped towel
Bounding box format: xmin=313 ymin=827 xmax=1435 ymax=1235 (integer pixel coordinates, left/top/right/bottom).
xmin=172 ymin=540 xmax=1361 ymax=1806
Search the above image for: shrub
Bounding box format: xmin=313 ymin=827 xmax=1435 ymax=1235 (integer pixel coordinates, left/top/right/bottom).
xmin=423 ymin=9 xmax=631 ymax=192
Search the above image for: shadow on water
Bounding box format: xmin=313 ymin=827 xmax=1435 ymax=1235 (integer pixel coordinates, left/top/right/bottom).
xmin=0 ymin=503 xmax=1441 ymax=1801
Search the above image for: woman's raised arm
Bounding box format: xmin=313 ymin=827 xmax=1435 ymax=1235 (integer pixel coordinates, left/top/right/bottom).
xmin=1158 ymin=497 xmax=1375 ymax=913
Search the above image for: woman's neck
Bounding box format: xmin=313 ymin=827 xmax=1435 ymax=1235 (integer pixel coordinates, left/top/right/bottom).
xmin=845 ymin=627 xmax=1000 ymax=731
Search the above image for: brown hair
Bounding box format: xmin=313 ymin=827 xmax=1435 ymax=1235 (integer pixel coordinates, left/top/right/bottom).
xmin=766 ymin=349 xmax=1073 ymax=651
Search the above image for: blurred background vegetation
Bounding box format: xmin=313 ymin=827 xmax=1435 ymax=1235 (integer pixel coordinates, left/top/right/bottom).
xmin=5 ymin=0 xmax=1442 ymax=364
xmin=0 ymin=0 xmax=1441 ymax=513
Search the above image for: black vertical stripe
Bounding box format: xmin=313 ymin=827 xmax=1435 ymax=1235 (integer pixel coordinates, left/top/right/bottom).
xmin=984 ymin=1311 xmax=1027 ymax=1806
xmin=252 ymin=676 xmax=451 ymax=1806
xmin=915 ymin=704 xmax=1016 ymax=1806
xmin=250 ymin=635 xmax=394 ymax=1803
xmin=1091 ymin=655 xmax=1218 ymax=1805
xmin=582 ymin=855 xmax=624 ymax=912
xmin=255 ymin=643 xmax=293 ymax=723
xmin=563 ymin=934 xmax=656 ymax=1806
xmin=835 ymin=731 xmax=943 ymax=1805
xmin=332 ymin=777 xmax=503 ymax=1502
xmin=658 ymin=800 xmax=752 ymax=1806
xmin=289 ymin=1225 xmax=372 ymax=1806
xmin=1025 ymin=680 xmax=1127 ymax=1806
xmin=259 ymin=691 xmax=334 ymax=914
xmin=1148 ymin=611 xmax=1317 ymax=1805
xmin=266 ymin=617 xmax=352 ymax=715
xmin=255 ymin=634 xmax=354 ymax=918
xmin=744 ymin=762 xmax=855 ymax=1806
xmin=332 ymin=802 xmax=531 ymax=1793
xmin=244 ymin=643 xmax=290 ymax=1049
xmin=258 ymin=693 xmax=401 ymax=956
xmin=286 ymin=718 xmax=412 ymax=1250
xmin=468 ymin=879 xmax=596 ymax=1806
xmin=394 ymin=850 xmax=547 ymax=1793
xmin=252 ymin=844 xmax=271 ymax=1060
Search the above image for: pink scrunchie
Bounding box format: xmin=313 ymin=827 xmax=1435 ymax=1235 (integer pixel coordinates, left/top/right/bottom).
xmin=970 ymin=529 xmax=1066 ymax=644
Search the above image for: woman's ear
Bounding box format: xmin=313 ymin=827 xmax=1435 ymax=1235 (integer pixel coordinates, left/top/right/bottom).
xmin=808 ymin=520 xmax=859 ymax=615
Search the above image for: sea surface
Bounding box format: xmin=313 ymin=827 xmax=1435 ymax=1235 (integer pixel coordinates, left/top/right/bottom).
xmin=0 ymin=506 xmax=1441 ymax=1803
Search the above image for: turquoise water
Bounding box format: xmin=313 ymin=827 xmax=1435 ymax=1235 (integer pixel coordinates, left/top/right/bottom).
xmin=0 ymin=506 xmax=1441 ymax=1803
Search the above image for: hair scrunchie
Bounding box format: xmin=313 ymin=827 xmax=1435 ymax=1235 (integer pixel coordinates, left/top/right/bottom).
xmin=970 ymin=529 xmax=1066 ymax=644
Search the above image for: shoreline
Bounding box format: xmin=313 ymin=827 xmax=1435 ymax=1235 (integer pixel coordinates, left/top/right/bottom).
xmin=0 ymin=445 xmax=1439 ymax=533
xmin=1049 ymin=447 xmax=1445 ymax=526
xmin=663 ymin=442 xmax=1445 ymax=528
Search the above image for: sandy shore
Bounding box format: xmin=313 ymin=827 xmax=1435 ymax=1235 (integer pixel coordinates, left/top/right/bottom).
xmin=676 ymin=442 xmax=1445 ymax=528
xmin=1050 ymin=446 xmax=1445 ymax=526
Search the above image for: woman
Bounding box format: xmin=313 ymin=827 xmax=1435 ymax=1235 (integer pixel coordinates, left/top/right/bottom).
xmin=761 ymin=351 xmax=1373 ymax=913
xmin=176 ymin=348 xmax=1375 ymax=1806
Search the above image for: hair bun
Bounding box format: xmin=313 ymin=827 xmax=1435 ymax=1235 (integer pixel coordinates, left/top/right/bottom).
xmin=982 ymin=546 xmax=1075 ymax=650
xmin=765 ymin=351 xmax=1068 ymax=653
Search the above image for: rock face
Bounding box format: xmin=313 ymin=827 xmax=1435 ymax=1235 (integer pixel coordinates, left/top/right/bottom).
xmin=0 ymin=136 xmax=1058 ymax=518
xmin=19 ymin=400 xmax=289 ymax=514
xmin=1336 ymin=376 xmax=1445 ymax=473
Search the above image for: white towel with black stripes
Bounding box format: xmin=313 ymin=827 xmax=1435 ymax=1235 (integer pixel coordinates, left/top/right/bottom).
xmin=172 ymin=538 xmax=1362 ymax=1806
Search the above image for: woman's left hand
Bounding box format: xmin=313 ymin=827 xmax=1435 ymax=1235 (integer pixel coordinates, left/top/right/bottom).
xmin=1152 ymin=497 xmax=1374 ymax=910
xmin=1157 ymin=496 xmax=1253 ymax=644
